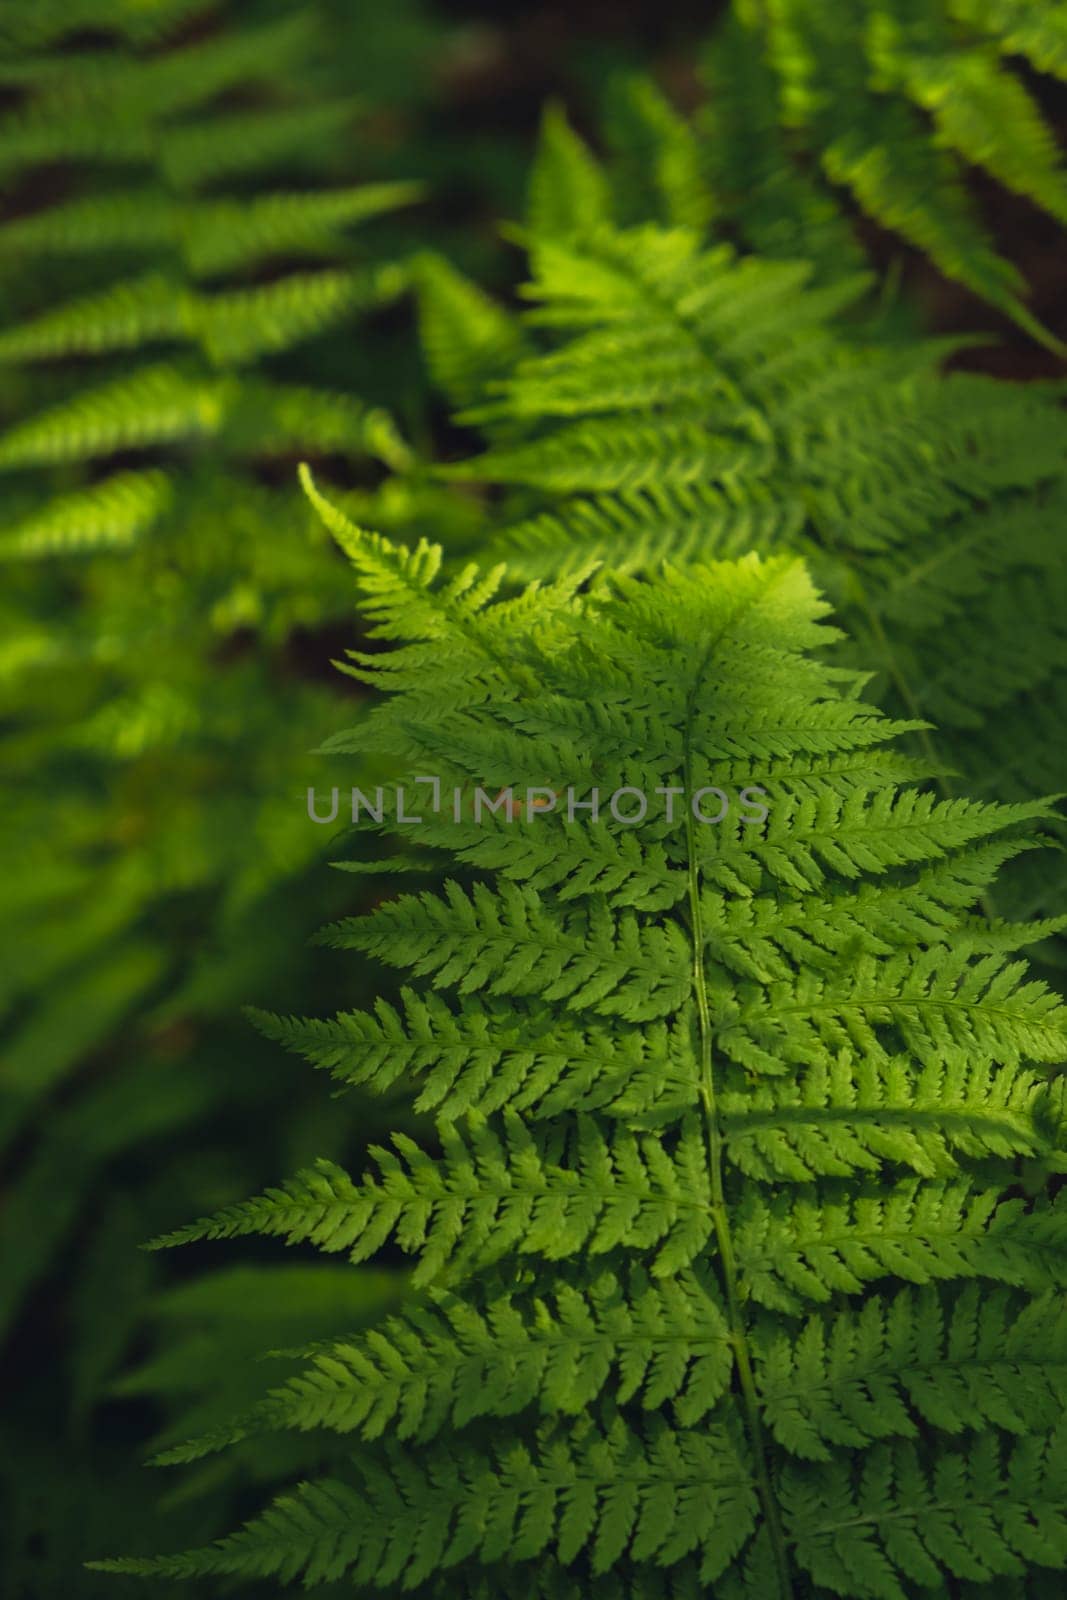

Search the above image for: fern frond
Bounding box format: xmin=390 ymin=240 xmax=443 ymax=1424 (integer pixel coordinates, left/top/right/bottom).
xmin=723 ymin=1046 xmax=1062 ymax=1181
xmin=695 ymin=12 xmax=870 ymax=276
xmin=527 ymin=102 xmax=613 ymax=238
xmin=192 ymin=267 xmax=408 ymax=367
xmin=118 ymin=518 xmax=1067 ymax=1595
xmin=0 ymin=265 xmax=409 ymax=368
xmin=100 ymin=1411 xmax=759 ymax=1586
xmin=784 ymin=1429 xmax=1067 ymax=1594
xmin=416 ymin=253 xmax=527 ymax=412
xmin=949 ymin=0 xmax=1067 ymax=80
xmin=602 ymin=74 xmax=715 ymax=233
xmin=182 ymin=182 xmax=422 ymax=278
xmin=736 ymin=1183 xmax=1067 ymax=1314
xmin=158 ymin=100 xmax=360 ymax=190
xmin=251 ymin=998 xmax=698 ymax=1123
xmin=0 ymin=367 xmax=409 ymax=470
xmin=321 ymin=881 xmax=691 ymax=1021
xmin=0 ymin=14 xmax=321 ymax=176
xmin=149 ymin=1113 xmax=717 ymax=1287
xmin=0 ymin=469 xmax=171 ymax=559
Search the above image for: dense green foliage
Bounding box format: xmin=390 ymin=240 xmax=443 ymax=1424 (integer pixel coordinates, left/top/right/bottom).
xmin=0 ymin=0 xmax=1064 ymax=1596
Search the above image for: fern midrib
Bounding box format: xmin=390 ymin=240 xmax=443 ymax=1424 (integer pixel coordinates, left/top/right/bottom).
xmin=730 ymin=1102 xmax=1031 ymax=1133
xmin=679 ymin=598 xmax=795 ymax=1598
xmin=886 ymin=500 xmax=1029 ymax=597
xmin=762 ymin=1340 xmax=1062 ymax=1409
xmin=805 ymin=1474 xmax=1055 ymax=1538
xmin=757 ymin=991 xmax=1040 ymax=1024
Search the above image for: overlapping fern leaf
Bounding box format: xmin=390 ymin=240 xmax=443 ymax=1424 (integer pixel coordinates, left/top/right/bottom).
xmin=511 ymin=9 xmax=1066 ymax=346
xmin=95 ymin=478 xmax=1067 ymax=1597
xmin=435 ymin=221 xmax=1067 ymax=938
xmin=704 ymin=0 xmax=1067 ymax=346
xmin=528 ymin=73 xmax=866 ymax=295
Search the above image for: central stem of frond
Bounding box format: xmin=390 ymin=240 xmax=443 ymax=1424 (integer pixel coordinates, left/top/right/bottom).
xmin=680 ymin=686 xmax=794 ymax=1599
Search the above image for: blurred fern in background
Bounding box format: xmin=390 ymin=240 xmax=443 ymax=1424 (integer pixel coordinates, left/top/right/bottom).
xmin=713 ymin=0 xmax=1067 ymax=347
xmin=0 ymin=0 xmax=506 ymax=1591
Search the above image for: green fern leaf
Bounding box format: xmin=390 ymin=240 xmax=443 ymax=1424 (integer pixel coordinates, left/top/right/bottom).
xmin=527 ymin=102 xmax=613 ymax=238
xmin=106 ymin=491 xmax=1067 ymax=1595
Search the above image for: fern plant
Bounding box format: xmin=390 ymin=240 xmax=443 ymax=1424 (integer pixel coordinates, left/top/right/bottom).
xmin=3 ymin=7 xmax=1061 ymax=1592
xmin=95 ymin=478 xmax=1067 ymax=1597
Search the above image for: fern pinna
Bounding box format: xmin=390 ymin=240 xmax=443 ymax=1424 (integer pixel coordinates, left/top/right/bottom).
xmin=96 ymin=474 xmax=1067 ymax=1598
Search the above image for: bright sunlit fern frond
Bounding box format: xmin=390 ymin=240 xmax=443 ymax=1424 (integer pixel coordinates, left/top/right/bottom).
xmin=95 ymin=487 xmax=1067 ymax=1596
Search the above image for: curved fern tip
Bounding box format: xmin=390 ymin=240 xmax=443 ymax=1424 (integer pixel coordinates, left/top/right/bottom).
xmin=243 ymin=1003 xmax=280 ymax=1035
xmin=296 ymin=459 xmax=316 ymax=499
